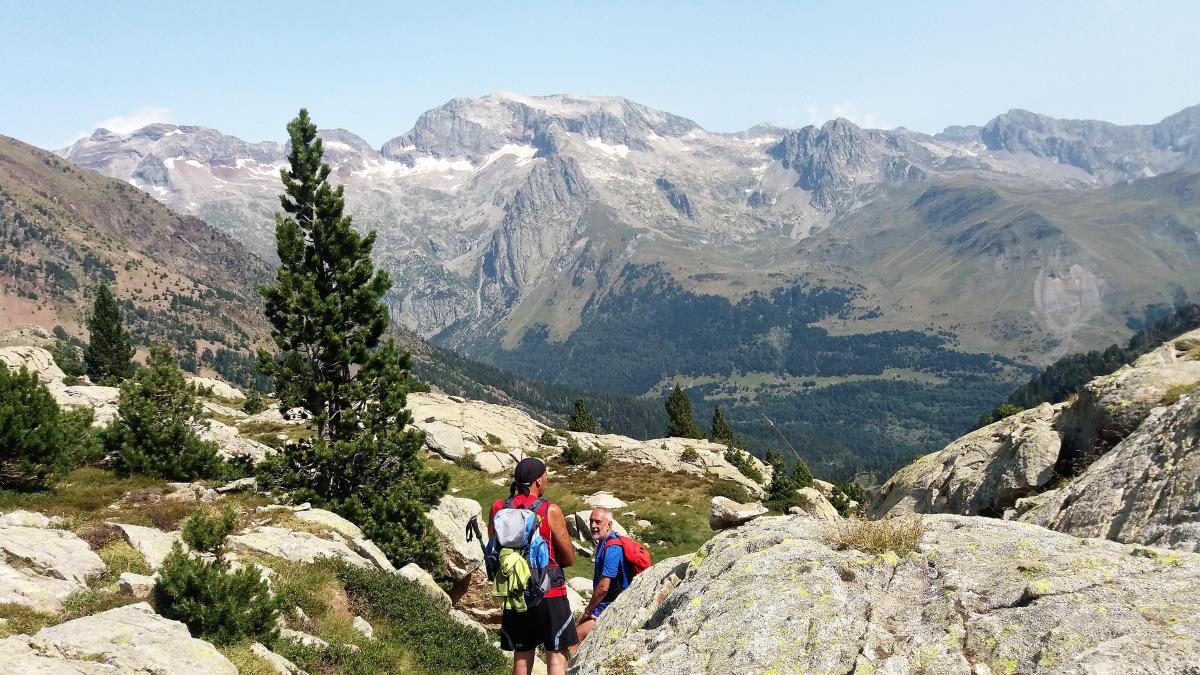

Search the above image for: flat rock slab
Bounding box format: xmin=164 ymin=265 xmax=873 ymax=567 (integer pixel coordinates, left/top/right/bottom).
xmin=0 ymin=525 xmax=106 ymax=611
xmin=109 ymin=522 xmax=180 ymax=570
xmin=571 ymin=514 xmax=1200 ymax=675
xmin=227 ymin=526 xmax=370 ymax=568
xmin=35 ymin=602 xmax=237 ymax=674
xmin=293 ymin=508 xmax=365 ymax=540
xmin=118 ymin=572 xmax=156 ymax=597
xmin=0 ymin=510 xmax=56 ymax=528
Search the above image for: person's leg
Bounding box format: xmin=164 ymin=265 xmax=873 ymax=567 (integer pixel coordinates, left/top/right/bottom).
xmin=572 ymin=616 xmax=594 ymax=657
xmin=545 ymin=649 xmax=569 ymax=675
xmin=512 ymin=649 xmax=536 ymax=675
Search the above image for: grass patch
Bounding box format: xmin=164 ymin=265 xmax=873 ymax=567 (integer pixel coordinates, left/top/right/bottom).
xmin=1162 ymin=381 xmax=1200 ymax=406
xmin=96 ymin=539 xmax=151 ymax=581
xmin=58 ymin=587 xmax=141 ymax=622
xmin=0 ymin=603 xmax=57 ymax=637
xmin=823 ymin=517 xmax=927 ymax=557
xmin=218 ymin=643 xmax=279 ymax=675
xmin=709 ymin=479 xmax=750 ymax=503
xmin=0 ymin=467 xmax=166 ymax=524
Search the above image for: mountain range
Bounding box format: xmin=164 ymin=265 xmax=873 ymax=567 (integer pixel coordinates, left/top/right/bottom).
xmin=29 ymin=94 xmax=1200 ymax=477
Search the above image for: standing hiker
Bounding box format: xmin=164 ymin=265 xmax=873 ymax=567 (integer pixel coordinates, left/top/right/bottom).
xmin=487 ymin=458 xmax=577 ymax=675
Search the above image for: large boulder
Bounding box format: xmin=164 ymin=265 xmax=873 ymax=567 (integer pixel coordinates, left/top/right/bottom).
xmin=794 ymin=487 xmax=840 ymax=521
xmin=198 ymin=418 xmax=275 ymax=463
xmin=226 ymin=527 xmax=372 ymax=569
xmin=34 ymin=602 xmax=237 ymax=674
xmin=708 ymin=497 xmax=768 ymax=530
xmin=398 ymin=563 xmax=452 ymax=610
xmin=0 ymin=525 xmax=106 ymax=611
xmin=0 ymin=346 xmax=65 ymax=385
xmin=571 ymin=514 xmax=1200 ymax=674
xmin=52 ymin=385 xmax=120 ymax=426
xmin=427 ymin=496 xmax=485 ymax=581
xmin=871 ymin=403 xmax=1066 ymax=518
xmin=1058 ymin=328 xmax=1200 ymax=468
xmin=1020 ymin=390 xmax=1200 ymax=551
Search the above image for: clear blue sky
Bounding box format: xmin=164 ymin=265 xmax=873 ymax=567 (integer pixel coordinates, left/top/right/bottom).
xmin=3 ymin=0 xmax=1198 ymax=150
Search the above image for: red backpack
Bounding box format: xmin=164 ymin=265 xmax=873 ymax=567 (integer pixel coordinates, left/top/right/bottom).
xmin=600 ymin=535 xmax=653 ymax=579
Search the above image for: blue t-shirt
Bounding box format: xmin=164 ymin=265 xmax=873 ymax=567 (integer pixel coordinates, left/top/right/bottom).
xmin=592 ymin=533 xmax=630 ymax=615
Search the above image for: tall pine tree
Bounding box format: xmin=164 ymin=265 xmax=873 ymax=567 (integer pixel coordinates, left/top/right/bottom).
xmin=256 ymin=109 xmax=447 ymax=569
xmin=709 ymin=405 xmax=733 ymax=443
xmin=84 ymin=284 xmax=134 ymax=385
xmin=567 ymin=398 xmax=598 ymax=433
xmin=665 ymin=384 xmax=704 ymax=439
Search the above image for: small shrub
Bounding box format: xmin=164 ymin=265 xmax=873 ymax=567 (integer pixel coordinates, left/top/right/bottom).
xmin=680 ymin=446 xmax=700 ymax=463
xmin=829 ymin=481 xmax=868 ymax=517
xmin=154 ymin=508 xmax=279 ymax=646
xmin=77 ymin=524 xmax=120 ymax=551
xmin=181 ymin=506 xmax=238 ymax=554
xmin=709 ymin=480 xmax=750 ymax=503
xmin=454 ymin=453 xmax=482 ymax=471
xmin=485 ymin=432 xmax=502 ymax=446
xmin=241 ymin=388 xmax=265 ymax=415
xmin=537 ymin=429 xmax=558 ymax=447
xmin=822 ymin=517 xmax=926 ymax=557
xmin=554 ymin=428 xmax=570 ymax=438
xmin=561 ymin=437 xmax=607 ymax=469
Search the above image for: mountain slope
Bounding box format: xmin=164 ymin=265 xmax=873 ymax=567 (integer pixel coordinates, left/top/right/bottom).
xmin=0 ymin=133 xmax=271 ymax=352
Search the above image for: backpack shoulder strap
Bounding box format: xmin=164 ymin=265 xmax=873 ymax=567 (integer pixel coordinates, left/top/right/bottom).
xmin=503 ymin=496 xmax=514 ymax=510
xmin=530 ymin=498 xmax=546 ymax=514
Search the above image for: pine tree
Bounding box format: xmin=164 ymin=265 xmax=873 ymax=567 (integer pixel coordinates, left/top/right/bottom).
xmin=241 ymin=384 xmax=265 ymax=415
xmin=764 ymin=449 xmax=795 ymax=505
xmin=104 ymin=344 xmax=221 ymax=480
xmin=0 ymin=367 xmax=95 ymax=489
xmin=255 ymin=109 xmax=446 ymax=569
xmin=84 ymin=284 xmax=135 ymax=385
xmin=791 ymin=456 xmax=814 ymax=489
xmin=567 ymin=398 xmax=598 ymax=433
xmin=665 ymin=384 xmax=704 ymax=439
xmin=709 ymin=405 xmax=733 ymax=442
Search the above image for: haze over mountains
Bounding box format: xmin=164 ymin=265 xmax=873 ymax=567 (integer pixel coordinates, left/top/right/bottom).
xmin=43 ymin=94 xmax=1200 ymax=477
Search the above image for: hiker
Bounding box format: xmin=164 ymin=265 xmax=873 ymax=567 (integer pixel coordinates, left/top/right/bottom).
xmin=575 ymin=506 xmax=630 ymax=644
xmin=487 ymin=458 xmax=577 ymax=675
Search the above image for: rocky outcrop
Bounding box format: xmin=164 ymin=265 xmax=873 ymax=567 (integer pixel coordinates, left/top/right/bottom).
xmin=293 ymin=508 xmax=365 ymax=541
xmin=0 ymin=346 xmax=119 ymax=425
xmin=708 ymin=497 xmax=767 ymax=530
xmin=185 ymin=375 xmax=245 ymax=402
xmin=31 ymin=602 xmax=237 ymax=674
xmin=1057 ymin=330 xmax=1200 ymax=468
xmin=571 ymin=514 xmax=1200 ymax=674
xmin=871 ymin=403 xmax=1066 ymax=518
xmin=874 ymin=328 xmax=1200 ymax=527
xmin=0 ymin=523 xmax=106 ymax=611
xmin=408 ymin=392 xmax=768 ymax=493
xmin=794 ymin=487 xmax=840 ymax=521
xmin=1020 ymin=390 xmax=1200 ymax=551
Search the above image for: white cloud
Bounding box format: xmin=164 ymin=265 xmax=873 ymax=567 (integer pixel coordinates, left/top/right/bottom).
xmin=772 ymin=102 xmax=887 ymax=131
xmin=67 ymin=106 xmax=175 ymax=145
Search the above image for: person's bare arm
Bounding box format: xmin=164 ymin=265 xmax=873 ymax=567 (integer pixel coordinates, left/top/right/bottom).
xmin=547 ymin=503 xmax=575 ymax=567
xmin=581 ymin=577 xmax=610 ymax=620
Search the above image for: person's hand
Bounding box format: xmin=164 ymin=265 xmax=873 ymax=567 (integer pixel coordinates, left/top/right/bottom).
xmin=578 ymin=614 xmax=595 ymax=624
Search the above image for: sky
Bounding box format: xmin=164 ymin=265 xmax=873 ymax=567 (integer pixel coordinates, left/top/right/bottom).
xmin=2 ymin=0 xmax=1198 ymax=150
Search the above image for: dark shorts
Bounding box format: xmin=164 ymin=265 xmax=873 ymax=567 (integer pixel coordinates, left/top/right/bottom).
xmin=499 ymin=594 xmax=578 ymax=653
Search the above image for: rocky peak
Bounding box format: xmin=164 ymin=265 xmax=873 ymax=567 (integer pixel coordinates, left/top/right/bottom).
xmin=768 ymin=118 xmax=927 ymax=209
xmin=381 ymin=92 xmax=701 ymax=164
